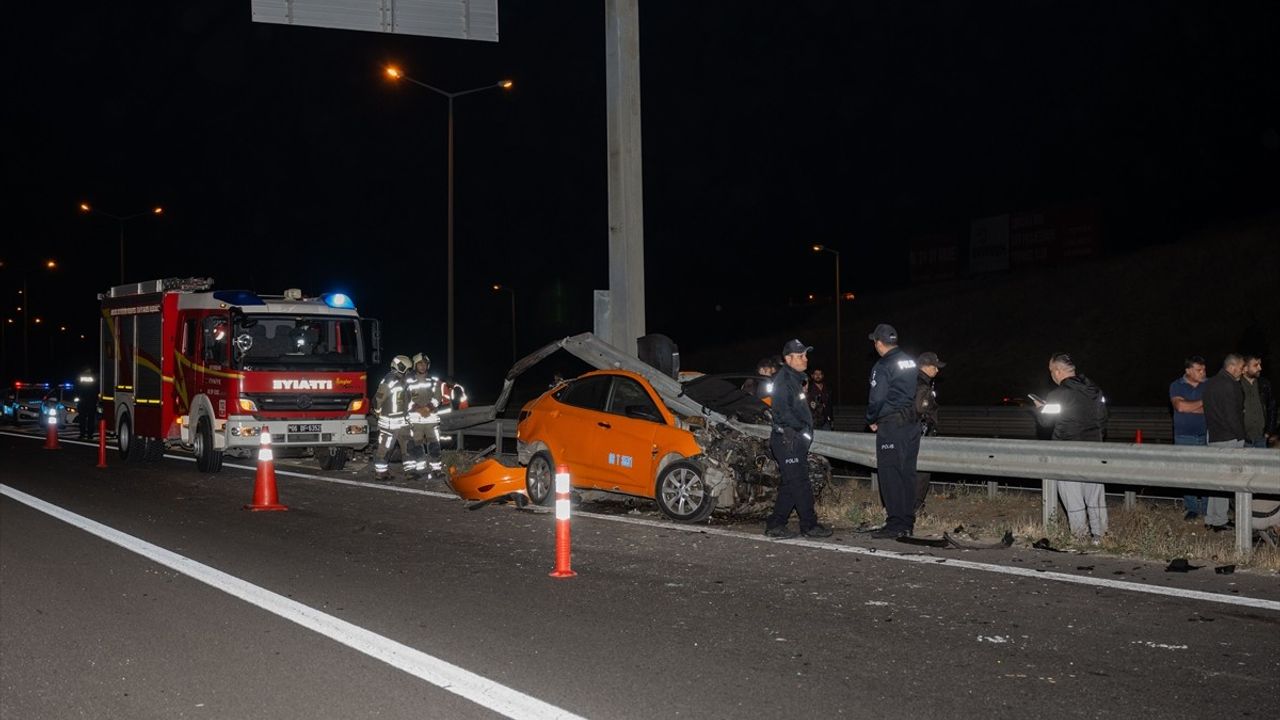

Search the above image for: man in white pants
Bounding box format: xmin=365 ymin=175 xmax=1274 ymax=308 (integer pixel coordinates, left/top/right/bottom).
xmin=1033 ymin=353 xmax=1110 ymax=541
xmin=1200 ymin=354 xmax=1247 ymax=529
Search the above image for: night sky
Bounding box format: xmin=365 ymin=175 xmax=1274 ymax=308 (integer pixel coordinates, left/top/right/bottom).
xmin=3 ymin=1 xmax=1277 ymax=399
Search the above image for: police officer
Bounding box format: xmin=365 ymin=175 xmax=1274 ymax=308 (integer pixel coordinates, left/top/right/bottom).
xmin=913 ymin=351 xmax=945 ymax=513
xmin=1033 ymin=352 xmax=1109 ymax=541
xmin=866 ymin=324 xmax=921 ymax=539
xmin=764 ymin=339 xmax=833 ymax=539
xmin=406 ymin=353 xmax=445 ymax=479
xmin=372 ymin=355 xmax=414 ymax=480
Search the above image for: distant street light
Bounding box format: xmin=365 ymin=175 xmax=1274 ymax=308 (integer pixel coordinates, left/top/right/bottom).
xmin=385 ymin=65 xmax=513 ymax=378
xmin=79 ymin=203 xmax=164 ymax=283
xmin=812 ymin=244 xmax=844 ymax=404
xmin=492 ymin=284 xmax=517 ymax=365
xmin=5 ymin=259 xmax=59 ymax=379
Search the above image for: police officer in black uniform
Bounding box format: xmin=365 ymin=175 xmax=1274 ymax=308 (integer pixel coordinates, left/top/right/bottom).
xmin=866 ymin=324 xmax=921 ymax=539
xmin=764 ymin=339 xmax=833 ymax=539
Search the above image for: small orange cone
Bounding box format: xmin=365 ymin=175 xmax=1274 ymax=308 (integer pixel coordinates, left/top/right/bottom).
xmin=244 ymin=427 xmax=287 ymax=511
xmin=43 ymin=408 xmax=60 ymax=450
xmin=1134 ymin=428 xmax=1143 ymax=444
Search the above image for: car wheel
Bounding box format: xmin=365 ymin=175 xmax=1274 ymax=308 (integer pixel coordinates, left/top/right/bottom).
xmin=317 ymin=446 xmax=348 ymax=471
xmin=118 ymin=414 xmax=143 ymax=463
xmin=655 ymin=459 xmax=716 ymax=523
xmin=525 ymin=451 xmax=555 ymax=506
xmin=194 ymin=417 xmax=223 ymax=472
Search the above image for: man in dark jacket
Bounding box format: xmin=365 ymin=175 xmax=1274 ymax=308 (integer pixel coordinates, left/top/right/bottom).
xmin=913 ymin=352 xmax=945 ymax=513
xmin=808 ymin=368 xmax=833 ymax=430
xmin=764 ymin=339 xmax=832 ymax=539
xmin=866 ymin=324 xmax=920 ymax=539
xmin=1241 ymin=354 xmax=1275 ymax=449
xmin=1033 ymin=353 xmax=1109 ymax=541
xmin=1201 ymin=353 xmax=1246 ymax=528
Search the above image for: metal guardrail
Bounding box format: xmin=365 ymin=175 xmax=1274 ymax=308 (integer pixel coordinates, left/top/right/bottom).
xmin=833 ymin=405 xmax=1175 ymax=443
xmin=445 ymin=334 xmax=1278 ymax=556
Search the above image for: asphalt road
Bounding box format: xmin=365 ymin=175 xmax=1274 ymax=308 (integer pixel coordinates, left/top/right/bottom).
xmin=3 ymin=429 xmax=1278 ymax=719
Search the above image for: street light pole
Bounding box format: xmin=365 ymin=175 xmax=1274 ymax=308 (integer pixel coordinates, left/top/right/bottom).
xmin=384 ymin=66 xmax=512 ymax=378
xmin=79 ymin=203 xmax=163 ymax=284
xmin=813 ymin=244 xmax=843 ymax=404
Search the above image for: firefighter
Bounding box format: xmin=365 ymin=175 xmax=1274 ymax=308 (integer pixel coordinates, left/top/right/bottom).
xmin=372 ymin=355 xmax=414 ymax=480
xmin=406 ymin=353 xmax=445 ymax=479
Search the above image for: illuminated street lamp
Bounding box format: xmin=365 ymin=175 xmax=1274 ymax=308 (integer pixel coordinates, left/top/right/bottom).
xmin=79 ymin=203 xmax=164 ymax=283
xmin=812 ymin=244 xmax=844 ymax=404
xmin=385 ymin=65 xmax=513 ymax=377
xmin=491 ymin=283 xmax=517 ymax=365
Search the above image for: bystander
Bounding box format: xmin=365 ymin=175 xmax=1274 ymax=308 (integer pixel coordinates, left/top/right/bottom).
xmin=1240 ymin=354 xmax=1275 ymax=449
xmin=808 ymin=368 xmax=833 ymax=430
xmin=1169 ymin=356 xmax=1208 ymax=520
xmin=1201 ymin=353 xmax=1247 ymax=530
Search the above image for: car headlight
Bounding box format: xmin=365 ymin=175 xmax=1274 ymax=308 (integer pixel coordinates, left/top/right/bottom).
xmin=238 ymin=398 xmax=259 ymax=412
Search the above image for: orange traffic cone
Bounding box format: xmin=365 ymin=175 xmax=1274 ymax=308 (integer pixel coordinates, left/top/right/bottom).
xmin=244 ymin=427 xmax=287 ymax=511
xmin=1134 ymin=428 xmax=1143 ymax=444
xmin=43 ymin=408 xmax=60 ymax=450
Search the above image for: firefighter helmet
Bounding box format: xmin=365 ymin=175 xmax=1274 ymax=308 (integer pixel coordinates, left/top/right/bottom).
xmin=411 ymin=353 xmax=430 ymax=367
xmin=391 ymin=355 xmax=412 ymax=374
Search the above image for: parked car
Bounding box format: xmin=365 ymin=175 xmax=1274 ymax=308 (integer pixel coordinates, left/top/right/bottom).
xmin=2 ymin=382 xmax=77 ymax=427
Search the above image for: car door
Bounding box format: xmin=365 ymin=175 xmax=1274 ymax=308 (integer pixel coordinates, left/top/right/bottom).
xmin=549 ymin=374 xmax=613 ymax=486
xmin=597 ymin=376 xmax=663 ymax=495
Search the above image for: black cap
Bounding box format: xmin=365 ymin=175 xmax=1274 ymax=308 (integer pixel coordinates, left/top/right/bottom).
xmin=918 ymin=351 xmax=946 ymax=368
xmin=867 ymin=323 xmax=898 ymax=344
xmin=782 ymin=338 xmax=813 ymax=356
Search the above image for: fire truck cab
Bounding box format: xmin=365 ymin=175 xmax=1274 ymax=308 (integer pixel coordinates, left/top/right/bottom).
xmin=100 ymin=278 xmax=371 ymax=472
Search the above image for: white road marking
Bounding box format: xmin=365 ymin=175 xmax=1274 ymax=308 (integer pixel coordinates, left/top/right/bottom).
xmin=6 ymin=429 xmax=1278 ymax=612
xmin=0 ymin=484 xmax=586 ymax=720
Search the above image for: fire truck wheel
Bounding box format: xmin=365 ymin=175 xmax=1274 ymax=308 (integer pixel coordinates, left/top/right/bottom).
xmin=317 ymin=446 xmax=348 ymax=471
xmin=194 ymin=417 xmax=223 ymax=472
xmin=118 ymin=414 xmax=144 ymax=464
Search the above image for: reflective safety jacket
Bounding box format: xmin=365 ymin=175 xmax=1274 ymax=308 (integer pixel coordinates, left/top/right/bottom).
xmin=374 ymin=370 xmax=411 ymax=429
xmin=406 ymin=372 xmax=444 ymax=425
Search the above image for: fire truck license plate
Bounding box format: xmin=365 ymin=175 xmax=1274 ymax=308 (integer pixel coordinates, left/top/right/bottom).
xmin=288 ymin=424 xmax=322 ymax=433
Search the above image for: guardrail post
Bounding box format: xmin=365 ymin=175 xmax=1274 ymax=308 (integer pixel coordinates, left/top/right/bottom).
xmin=1042 ymin=478 xmax=1057 ymax=530
xmin=987 ymin=480 xmax=998 ymax=499
xmin=870 ymin=471 xmax=879 ymax=495
xmin=495 ymin=420 xmax=504 ymax=454
xmin=456 ymin=429 xmax=465 ymax=450
xmin=1235 ymin=491 xmax=1253 ymax=558
xmin=1124 ymin=490 xmax=1136 ymax=510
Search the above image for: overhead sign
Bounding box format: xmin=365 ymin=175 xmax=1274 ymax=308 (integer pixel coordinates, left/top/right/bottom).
xmin=251 ymin=0 xmax=499 ymax=42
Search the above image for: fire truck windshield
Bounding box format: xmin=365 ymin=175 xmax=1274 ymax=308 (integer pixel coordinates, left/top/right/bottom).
xmin=232 ymin=315 xmax=363 ymax=370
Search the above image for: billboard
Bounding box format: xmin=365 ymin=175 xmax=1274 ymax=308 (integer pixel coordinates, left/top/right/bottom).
xmin=909 ymin=233 xmax=960 ymax=283
xmin=969 ymin=215 xmax=1010 ymax=274
xmin=252 ymin=0 xmax=499 ymax=42
xmin=1009 ymin=204 xmax=1102 ymax=267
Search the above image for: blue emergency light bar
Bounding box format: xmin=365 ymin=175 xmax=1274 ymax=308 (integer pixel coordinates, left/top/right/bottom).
xmin=212 ymin=290 xmax=266 ymax=306
xmin=322 ymin=292 xmax=355 ymax=309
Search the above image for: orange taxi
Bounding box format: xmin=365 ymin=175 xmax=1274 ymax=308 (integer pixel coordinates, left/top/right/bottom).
xmin=515 ymin=369 xmax=719 ymax=522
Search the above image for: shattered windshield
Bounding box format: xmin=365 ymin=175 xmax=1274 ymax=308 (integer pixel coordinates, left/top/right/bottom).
xmin=232 ymin=315 xmax=363 ymax=371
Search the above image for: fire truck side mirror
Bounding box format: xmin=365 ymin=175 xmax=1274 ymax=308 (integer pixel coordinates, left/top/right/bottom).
xmin=363 ymin=318 xmax=382 ymax=365
xmin=234 ymin=334 xmax=254 ymax=355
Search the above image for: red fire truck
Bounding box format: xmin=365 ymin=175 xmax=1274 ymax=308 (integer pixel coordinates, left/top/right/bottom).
xmin=99 ymin=278 xmax=374 ymax=472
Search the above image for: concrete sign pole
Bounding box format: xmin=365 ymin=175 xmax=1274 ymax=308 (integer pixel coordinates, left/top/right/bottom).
xmin=605 ymin=0 xmax=646 ymax=357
